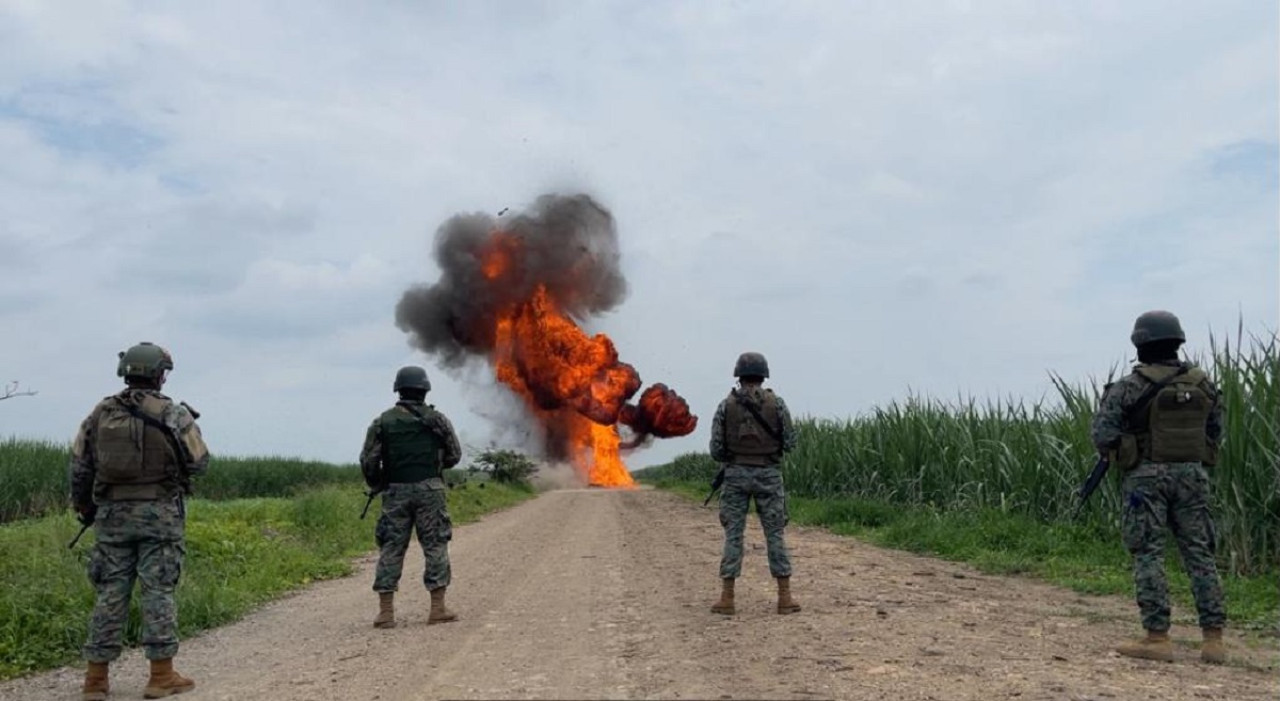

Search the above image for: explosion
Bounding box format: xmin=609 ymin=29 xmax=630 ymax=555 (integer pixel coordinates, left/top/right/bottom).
xmin=395 ymin=193 xmax=697 ymax=487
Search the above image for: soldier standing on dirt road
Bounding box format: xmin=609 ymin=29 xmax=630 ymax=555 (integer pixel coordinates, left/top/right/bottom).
xmin=708 ymin=351 xmax=801 ymax=616
xmin=360 ymin=365 xmax=463 ymax=629
xmin=1090 ymin=310 xmax=1228 ymax=664
xmin=70 ymin=342 xmax=210 ymax=700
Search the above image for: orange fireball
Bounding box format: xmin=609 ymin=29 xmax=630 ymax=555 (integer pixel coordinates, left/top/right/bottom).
xmin=481 ymin=233 xmax=694 ymax=487
xmin=395 ymin=194 xmax=697 ymax=488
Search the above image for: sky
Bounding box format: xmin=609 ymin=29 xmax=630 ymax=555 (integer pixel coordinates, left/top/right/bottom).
xmin=1 ymin=1 xmax=1276 ymax=471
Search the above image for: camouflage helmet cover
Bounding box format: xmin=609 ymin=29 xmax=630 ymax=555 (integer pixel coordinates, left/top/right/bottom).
xmin=116 ymin=342 xmax=174 ymax=381
xmin=393 ymin=365 xmax=431 ymax=393
xmin=1130 ymin=310 xmax=1186 ymax=347
xmin=733 ymin=352 xmax=770 ymax=378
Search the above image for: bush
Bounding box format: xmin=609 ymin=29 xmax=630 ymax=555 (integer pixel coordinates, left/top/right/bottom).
xmin=468 ymin=449 xmax=538 ymax=486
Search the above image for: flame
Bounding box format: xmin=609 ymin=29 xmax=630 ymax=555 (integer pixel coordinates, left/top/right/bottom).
xmin=481 ymin=233 xmax=695 ymax=487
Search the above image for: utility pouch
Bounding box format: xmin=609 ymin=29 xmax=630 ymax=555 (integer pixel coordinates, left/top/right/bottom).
xmin=1115 ymin=434 xmax=1141 ymax=471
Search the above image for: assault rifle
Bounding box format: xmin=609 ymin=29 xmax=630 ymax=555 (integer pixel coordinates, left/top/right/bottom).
xmin=360 ymin=485 xmax=385 ymax=520
xmin=67 ymin=520 xmax=92 ymax=549
xmin=1072 ymin=455 xmax=1110 ymax=519
xmin=703 ymin=466 xmax=725 ymax=506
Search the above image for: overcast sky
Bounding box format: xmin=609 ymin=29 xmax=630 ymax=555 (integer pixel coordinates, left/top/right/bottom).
xmin=1 ymin=1 xmax=1276 ymax=471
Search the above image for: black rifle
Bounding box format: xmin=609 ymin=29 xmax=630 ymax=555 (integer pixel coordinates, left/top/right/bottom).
xmin=360 ymin=486 xmax=385 ymax=520
xmin=67 ymin=521 xmax=91 ymax=549
xmin=703 ymin=466 xmax=725 ymax=506
xmin=1074 ymin=365 xmax=1192 ymax=517
xmin=1072 ymin=455 xmax=1110 ymax=519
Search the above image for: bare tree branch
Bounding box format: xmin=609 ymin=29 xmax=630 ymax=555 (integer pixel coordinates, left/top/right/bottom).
xmin=0 ymin=380 xmax=37 ymax=401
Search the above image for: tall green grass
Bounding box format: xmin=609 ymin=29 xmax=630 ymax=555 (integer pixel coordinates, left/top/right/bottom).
xmin=0 ymin=440 xmax=363 ymax=523
xmin=0 ymin=482 xmax=534 ymax=679
xmin=643 ymin=332 xmax=1279 ymax=576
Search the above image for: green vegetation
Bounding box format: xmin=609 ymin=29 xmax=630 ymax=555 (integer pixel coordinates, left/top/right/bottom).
xmin=641 ymin=332 xmax=1278 ymax=628
xmin=467 ymin=448 xmax=540 ymax=486
xmin=0 ymin=481 xmax=533 ymax=679
xmin=0 ymin=439 xmax=363 ymax=523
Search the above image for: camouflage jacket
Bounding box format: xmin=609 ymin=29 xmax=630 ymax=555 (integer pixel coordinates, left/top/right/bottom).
xmin=1090 ymin=359 xmax=1224 ymax=455
xmin=709 ymin=386 xmax=798 ymax=464
xmin=360 ymin=400 xmax=463 ymax=488
xmin=70 ymin=388 xmax=210 ymax=511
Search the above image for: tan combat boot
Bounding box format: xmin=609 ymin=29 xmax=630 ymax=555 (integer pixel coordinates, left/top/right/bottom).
xmin=143 ymin=658 xmax=195 ymax=698
xmin=373 ymin=591 xmax=396 ymax=629
xmin=1201 ymin=627 xmax=1226 ymax=664
xmin=1116 ymin=630 xmax=1174 ymax=662
xmin=711 ymin=578 xmax=735 ymax=615
xmin=81 ymin=661 xmax=109 ymax=701
xmin=428 ymin=587 xmax=457 ymax=624
xmin=776 ymin=576 xmax=801 ymax=614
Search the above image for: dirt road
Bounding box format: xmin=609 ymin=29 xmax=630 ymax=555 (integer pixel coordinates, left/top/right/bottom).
xmin=3 ymin=488 xmax=1275 ymax=700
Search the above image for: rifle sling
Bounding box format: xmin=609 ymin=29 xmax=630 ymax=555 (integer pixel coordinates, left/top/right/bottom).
xmin=399 ymin=402 xmax=436 ymax=431
xmin=120 ymin=402 xmax=189 ymax=464
xmin=1123 ymin=365 xmax=1190 ymax=424
xmin=118 ymin=401 xmax=191 ymax=495
xmin=378 ymin=403 xmax=444 ymax=485
xmin=734 ymin=392 xmax=782 ymax=441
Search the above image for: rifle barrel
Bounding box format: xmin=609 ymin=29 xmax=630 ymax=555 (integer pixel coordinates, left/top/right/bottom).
xmin=67 ymin=522 xmax=91 ymax=549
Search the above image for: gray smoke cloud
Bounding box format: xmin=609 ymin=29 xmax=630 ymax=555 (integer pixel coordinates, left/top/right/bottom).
xmin=394 ymin=193 xmax=628 ymax=366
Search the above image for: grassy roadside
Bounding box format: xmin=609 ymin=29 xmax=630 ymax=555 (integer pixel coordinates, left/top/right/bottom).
xmin=0 ymin=438 xmax=368 ymax=524
xmin=652 ymin=479 xmax=1279 ymax=634
xmin=0 ymin=482 xmax=534 ymax=679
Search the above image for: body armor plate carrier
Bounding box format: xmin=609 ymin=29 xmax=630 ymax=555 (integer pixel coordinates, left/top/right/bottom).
xmin=380 ymin=405 xmax=444 ymax=483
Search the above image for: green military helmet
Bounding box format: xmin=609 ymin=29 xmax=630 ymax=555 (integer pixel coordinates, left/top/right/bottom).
xmin=733 ymin=352 xmax=770 ymax=378
xmin=1130 ymin=310 xmax=1186 ymax=347
xmin=393 ymin=365 xmax=431 ymax=393
xmin=116 ymin=342 xmax=174 ymax=381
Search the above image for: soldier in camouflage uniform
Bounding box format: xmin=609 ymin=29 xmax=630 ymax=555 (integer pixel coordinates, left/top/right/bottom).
xmin=70 ymin=342 xmax=209 ymax=700
xmin=1090 ymin=311 xmax=1226 ymax=664
xmin=708 ymin=352 xmax=800 ymax=616
xmin=360 ymin=365 xmax=463 ymax=628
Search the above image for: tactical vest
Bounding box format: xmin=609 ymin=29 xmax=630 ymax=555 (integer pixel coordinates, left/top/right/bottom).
xmin=1128 ymin=364 xmax=1213 ymax=464
xmin=723 ymin=388 xmax=782 ymax=466
xmin=380 ymin=405 xmax=444 ymax=483
xmin=94 ymin=393 xmax=181 ymax=500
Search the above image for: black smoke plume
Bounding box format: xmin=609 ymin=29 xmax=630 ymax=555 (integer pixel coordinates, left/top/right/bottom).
xmin=395 ymin=193 xmax=627 ymax=366
xmin=394 ymin=192 xmax=697 ymax=456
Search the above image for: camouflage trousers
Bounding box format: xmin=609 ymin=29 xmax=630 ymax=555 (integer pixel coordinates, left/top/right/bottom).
xmin=83 ymin=499 xmax=185 ymax=663
xmin=373 ymin=481 xmax=453 ymax=593
xmin=1121 ymin=462 xmax=1225 ymax=631
xmin=718 ymin=465 xmax=792 ymax=579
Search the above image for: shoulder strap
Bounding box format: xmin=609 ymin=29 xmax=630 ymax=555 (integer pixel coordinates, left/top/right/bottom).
xmin=114 ymin=398 xmax=193 ymax=494
xmin=1124 ymin=365 xmax=1191 ymax=422
xmin=733 ymin=391 xmax=781 ymax=441
xmin=398 ymin=402 xmax=437 ymax=433
xmin=116 ymin=399 xmax=187 ymax=459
